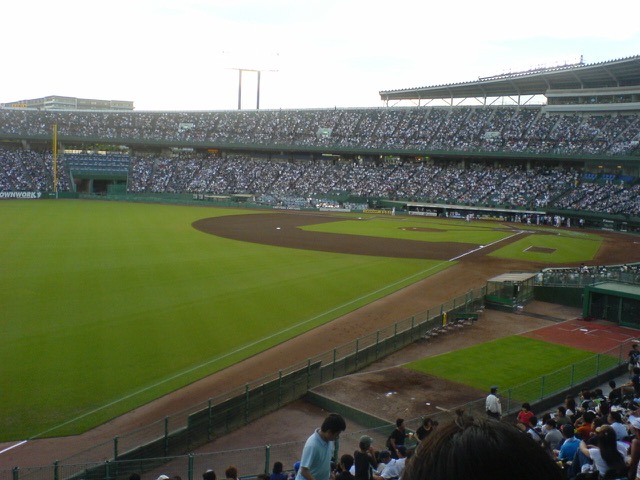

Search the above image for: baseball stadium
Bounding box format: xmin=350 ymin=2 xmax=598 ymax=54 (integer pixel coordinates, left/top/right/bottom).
xmin=2 ymin=55 xmax=640 ymax=480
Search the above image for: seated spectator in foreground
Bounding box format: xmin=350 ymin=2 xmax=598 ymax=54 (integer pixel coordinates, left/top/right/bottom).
xmin=517 ymin=403 xmax=535 ymax=428
xmin=608 ymin=380 xmax=623 ymax=406
xmin=608 ymin=410 xmax=629 ymax=440
xmin=575 ymin=410 xmax=597 ymax=439
xmin=554 ymin=424 xmax=580 ymax=465
xmin=554 ymin=406 xmax=571 ymax=428
xmin=336 ymin=454 xmax=355 ymax=480
xmin=578 ymin=425 xmax=628 ymax=479
xmin=203 ymin=470 xmax=216 ymax=480
xmin=270 ymin=462 xmax=288 ymax=480
xmin=402 ymin=410 xmax=564 ymax=480
xmin=564 ymin=395 xmax=578 ymax=421
xmin=373 ymin=451 xmax=392 ymax=476
xmin=543 ymin=419 xmax=564 ymax=451
xmin=519 ymin=415 xmax=542 ymax=444
xmin=380 ymin=446 xmax=408 ymax=480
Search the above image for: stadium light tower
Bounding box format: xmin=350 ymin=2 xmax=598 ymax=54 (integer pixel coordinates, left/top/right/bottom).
xmin=231 ymin=67 xmax=278 ymax=110
xmin=222 ymin=50 xmax=279 ymax=110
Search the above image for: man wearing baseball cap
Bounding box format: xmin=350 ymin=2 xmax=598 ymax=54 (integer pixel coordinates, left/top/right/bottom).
xmin=354 ymin=435 xmax=382 ymax=480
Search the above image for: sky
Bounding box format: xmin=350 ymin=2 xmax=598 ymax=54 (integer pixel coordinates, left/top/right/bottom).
xmin=2 ymin=0 xmax=640 ymax=111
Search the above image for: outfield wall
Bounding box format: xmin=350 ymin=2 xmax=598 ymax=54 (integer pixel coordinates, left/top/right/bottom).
xmin=3 ymin=191 xmax=639 ymax=233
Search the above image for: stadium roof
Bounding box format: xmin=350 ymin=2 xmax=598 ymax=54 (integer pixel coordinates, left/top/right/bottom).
xmin=380 ymin=55 xmax=640 ymax=103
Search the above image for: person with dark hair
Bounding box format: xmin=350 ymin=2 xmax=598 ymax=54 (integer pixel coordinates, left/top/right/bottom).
xmin=271 ymin=462 xmax=288 ymax=480
xmin=402 ymin=410 xmax=564 ymax=480
xmin=555 ymin=424 xmax=580 ymax=465
xmin=335 ymin=454 xmax=355 ymax=480
xmin=564 ymin=395 xmax=578 ymax=420
xmin=578 ymin=425 xmax=628 ymax=478
xmin=415 ymin=417 xmax=435 ymax=442
xmin=380 ymin=446 xmax=408 ymax=480
xmin=609 ymin=380 xmax=623 ymax=406
xmin=387 ymin=418 xmax=411 ymax=459
xmin=543 ymin=418 xmax=563 ymax=451
xmin=296 ymin=413 xmax=347 ymax=480
xmin=555 ymin=406 xmax=571 ymax=428
xmin=203 ymin=470 xmax=216 ymax=480
xmin=608 ymin=410 xmax=629 ymax=440
xmin=225 ymin=466 xmax=238 ymax=480
xmin=517 ymin=402 xmax=535 ymax=428
xmin=485 ymin=386 xmax=502 ymax=420
xmin=373 ymin=451 xmax=391 ymax=477
xmin=523 ymin=415 xmax=542 ymax=445
xmin=575 ymin=410 xmax=597 ymax=439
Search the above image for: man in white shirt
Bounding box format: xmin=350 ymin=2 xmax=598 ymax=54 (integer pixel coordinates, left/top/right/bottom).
xmin=485 ymin=386 xmax=502 ymax=419
xmin=380 ymin=446 xmax=407 ymax=480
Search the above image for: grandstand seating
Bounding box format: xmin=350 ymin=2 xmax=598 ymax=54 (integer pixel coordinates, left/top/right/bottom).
xmin=0 ymin=107 xmax=639 ymax=218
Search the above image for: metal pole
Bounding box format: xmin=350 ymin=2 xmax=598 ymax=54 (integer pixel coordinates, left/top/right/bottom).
xmin=164 ymin=417 xmax=169 ymax=456
xmin=265 ymin=445 xmax=271 ymax=475
xmin=256 ymin=70 xmax=261 ymax=110
xmin=332 ymin=348 xmax=337 ymax=379
xmin=208 ymin=398 xmax=213 ymax=440
xmin=238 ymin=69 xmax=243 ymax=110
xmin=188 ymin=454 xmax=194 ymax=480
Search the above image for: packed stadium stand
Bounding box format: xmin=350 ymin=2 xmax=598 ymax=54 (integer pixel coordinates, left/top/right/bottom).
xmin=2 ymin=99 xmax=640 ymax=225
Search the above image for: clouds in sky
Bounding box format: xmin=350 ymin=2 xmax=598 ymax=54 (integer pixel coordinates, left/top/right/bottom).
xmin=3 ymin=0 xmax=639 ymax=110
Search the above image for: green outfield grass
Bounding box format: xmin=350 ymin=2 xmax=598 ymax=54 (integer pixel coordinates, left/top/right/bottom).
xmin=406 ymin=336 xmax=619 ymax=402
xmin=0 ymin=202 xmax=604 ymax=441
xmin=0 ymin=201 xmax=450 ymax=441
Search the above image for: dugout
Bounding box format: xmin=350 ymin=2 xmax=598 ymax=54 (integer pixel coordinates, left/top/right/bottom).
xmin=582 ymin=282 xmax=640 ymax=328
xmin=485 ymin=273 xmax=536 ymax=311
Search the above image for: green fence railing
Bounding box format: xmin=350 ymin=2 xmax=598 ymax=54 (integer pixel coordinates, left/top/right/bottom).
xmin=4 ymin=339 xmax=629 ymax=480
xmin=0 ymin=288 xmax=486 ymax=480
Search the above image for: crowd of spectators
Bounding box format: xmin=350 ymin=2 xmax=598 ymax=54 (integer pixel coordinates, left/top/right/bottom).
xmin=512 ymin=370 xmax=640 ymax=480
xmin=539 ymin=263 xmax=640 ymax=286
xmin=1 ymin=106 xmax=639 ymax=156
xmin=1 ymin=104 xmax=639 ymax=217
xmin=1 ymin=145 xmax=639 ymax=217
xmin=0 ymin=147 xmax=69 ymax=192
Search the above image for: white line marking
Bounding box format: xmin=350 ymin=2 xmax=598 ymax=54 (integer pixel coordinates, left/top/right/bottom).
xmin=29 ymin=260 xmax=450 ymax=439
xmin=449 ymin=231 xmax=526 ymax=261
xmin=0 ymin=440 xmax=27 ymax=455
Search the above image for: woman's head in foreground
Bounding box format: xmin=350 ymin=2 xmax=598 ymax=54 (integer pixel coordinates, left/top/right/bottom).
xmin=403 ymin=410 xmax=564 ymax=480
